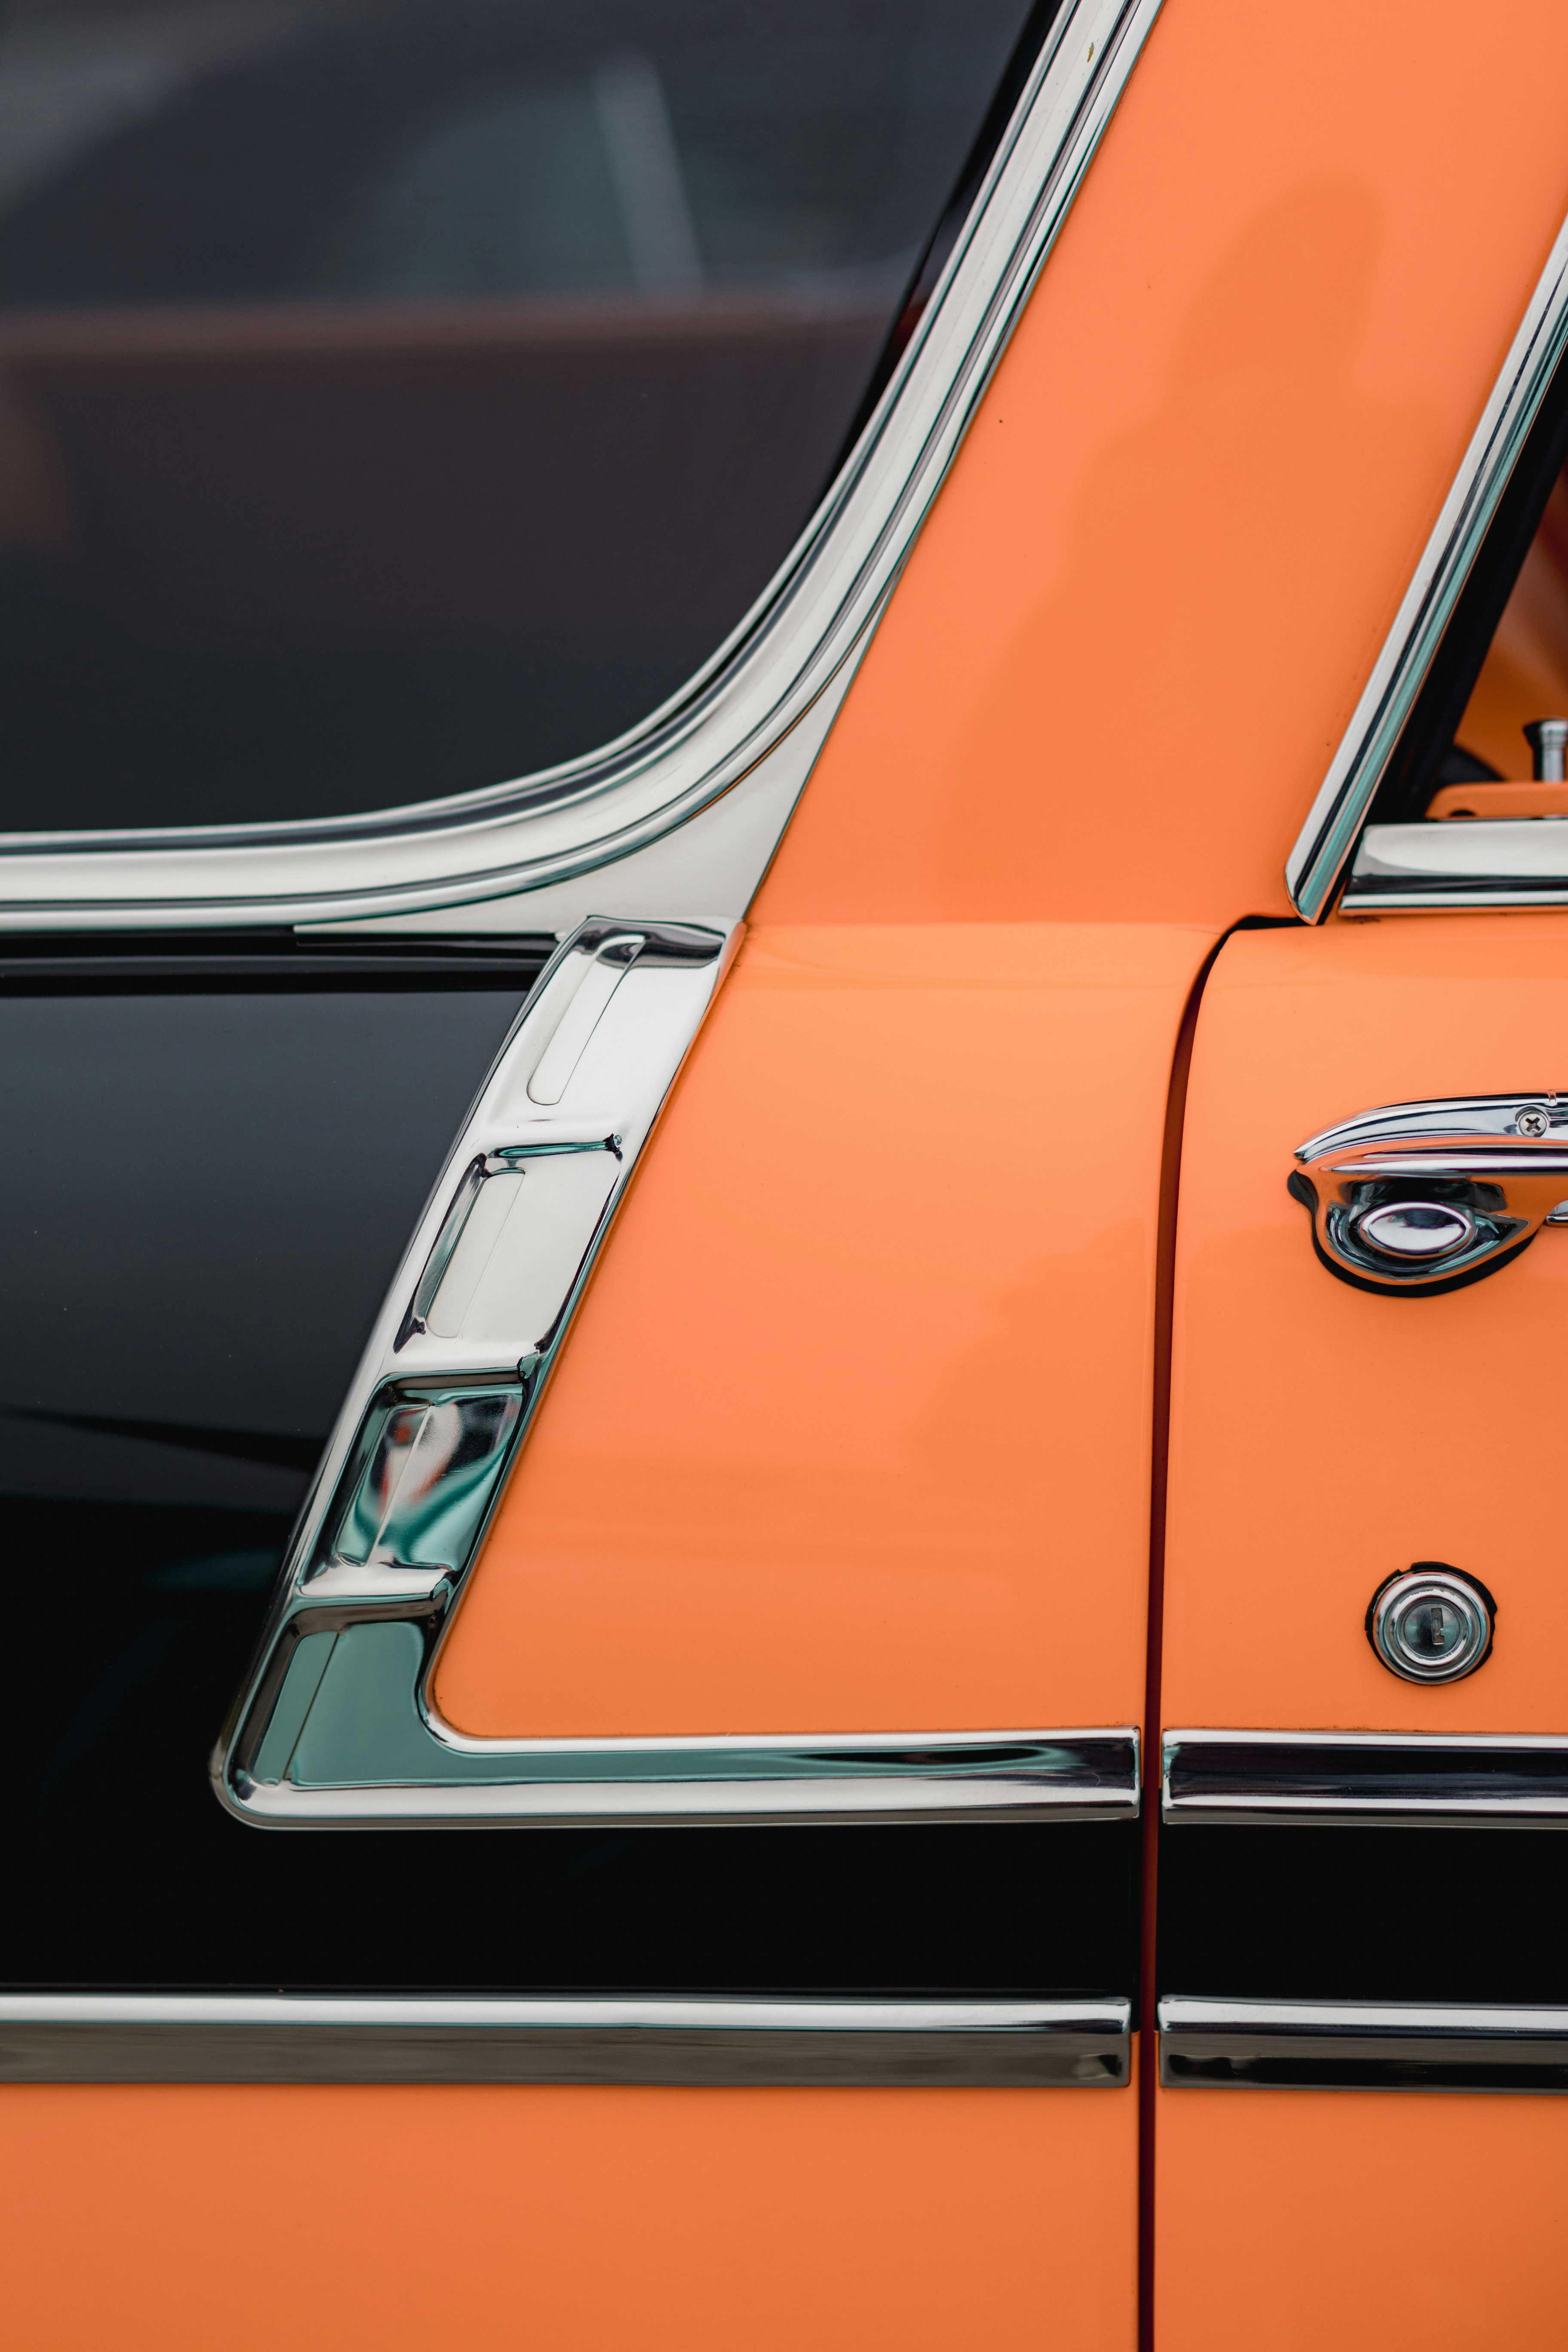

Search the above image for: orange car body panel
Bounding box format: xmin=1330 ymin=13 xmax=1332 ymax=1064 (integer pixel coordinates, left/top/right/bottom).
xmin=1164 ymin=913 xmax=1568 ymax=1735
xmin=441 ymin=0 xmax=1568 ymax=1738
xmin=755 ymin=0 xmax=1568 ymax=934
xmin=437 ymin=921 xmax=1207 ymax=1736
xmin=1155 ymin=2084 xmax=1568 ymax=2352
xmin=0 ymin=2079 xmax=1138 ymax=2352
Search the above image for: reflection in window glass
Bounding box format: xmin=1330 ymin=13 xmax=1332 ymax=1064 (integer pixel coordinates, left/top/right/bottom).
xmin=0 ymin=0 xmax=1035 ymax=829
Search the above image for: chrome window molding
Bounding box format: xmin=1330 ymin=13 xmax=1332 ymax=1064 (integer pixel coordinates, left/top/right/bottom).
xmin=213 ymin=912 xmax=1142 ymax=1825
xmin=0 ymin=0 xmax=1164 ymax=939
xmin=0 ymin=1994 xmax=1132 ymax=2086
xmin=1344 ymin=818 xmax=1568 ymax=910
xmin=1159 ymin=1997 xmax=1568 ymax=2093
xmin=1287 ymin=206 xmax=1568 ymax=921
xmin=1163 ymin=1728 xmax=1568 ymax=1829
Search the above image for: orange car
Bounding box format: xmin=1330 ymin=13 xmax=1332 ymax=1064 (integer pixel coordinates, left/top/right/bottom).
xmin=3 ymin=0 xmax=1568 ymax=2344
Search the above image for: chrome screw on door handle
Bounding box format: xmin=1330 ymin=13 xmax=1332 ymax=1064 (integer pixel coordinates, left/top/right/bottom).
xmin=1290 ymin=1094 xmax=1568 ymax=1294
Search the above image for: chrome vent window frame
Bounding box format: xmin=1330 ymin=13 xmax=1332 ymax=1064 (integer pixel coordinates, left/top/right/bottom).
xmin=1287 ymin=205 xmax=1568 ymax=920
xmin=0 ymin=0 xmax=1164 ymax=936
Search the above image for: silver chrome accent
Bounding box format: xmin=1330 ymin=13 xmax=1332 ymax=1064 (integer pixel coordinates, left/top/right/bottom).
xmin=1287 ymin=205 xmax=1568 ymax=918
xmin=1159 ymin=1998 xmax=1568 ymax=2092
xmin=214 ymin=912 xmax=1141 ymax=1826
xmin=1525 ymin=717 xmax=1568 ymax=782
xmin=0 ymin=1994 xmax=1132 ymax=2087
xmin=1369 ymin=1566 xmax=1493 ymax=1685
xmin=1353 ymin=1200 xmax=1475 ymax=1259
xmin=1347 ymin=818 xmax=1568 ymax=908
xmin=1162 ymin=1728 xmax=1568 ymax=1828
xmin=1292 ymin=1094 xmax=1568 ymax=1292
xmin=0 ymin=0 xmax=1165 ymax=939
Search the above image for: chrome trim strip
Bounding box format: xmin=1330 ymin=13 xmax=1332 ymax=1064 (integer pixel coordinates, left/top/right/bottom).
xmin=232 ymin=1729 xmax=1142 ymax=1829
xmin=1159 ymin=1998 xmax=1568 ymax=2092
xmin=1286 ymin=206 xmax=1568 ymax=920
xmin=1163 ymin=1729 xmax=1568 ymax=1828
xmin=1344 ymin=818 xmax=1568 ymax=910
xmin=0 ymin=1995 xmax=1132 ymax=2086
xmin=0 ymin=0 xmax=1164 ymax=935
xmin=214 ymin=912 xmax=1143 ymax=1825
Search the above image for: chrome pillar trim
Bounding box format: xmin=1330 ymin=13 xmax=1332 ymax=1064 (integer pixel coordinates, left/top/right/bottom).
xmin=1162 ymin=1729 xmax=1568 ymax=1828
xmin=1286 ymin=205 xmax=1568 ymax=920
xmin=0 ymin=0 xmax=1164 ymax=937
xmin=0 ymin=1995 xmax=1132 ymax=2086
xmin=1158 ymin=1998 xmax=1568 ymax=2092
xmin=214 ymin=912 xmax=1143 ymax=1825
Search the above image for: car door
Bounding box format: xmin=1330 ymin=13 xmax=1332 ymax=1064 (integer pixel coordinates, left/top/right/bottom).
xmin=1153 ymin=37 xmax=1568 ymax=2348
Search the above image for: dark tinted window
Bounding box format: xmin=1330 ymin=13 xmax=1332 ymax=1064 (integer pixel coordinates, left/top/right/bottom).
xmin=0 ymin=0 xmax=1033 ymax=830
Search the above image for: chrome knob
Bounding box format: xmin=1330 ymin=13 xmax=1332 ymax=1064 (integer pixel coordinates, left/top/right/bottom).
xmin=1368 ymin=1565 xmax=1494 ymax=1684
xmin=1524 ymin=717 xmax=1568 ymax=783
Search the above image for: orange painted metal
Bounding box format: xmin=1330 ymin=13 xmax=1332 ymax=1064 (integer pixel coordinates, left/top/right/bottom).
xmin=1427 ymin=781 xmax=1568 ymax=818
xmin=1164 ymin=913 xmax=1568 ymax=1733
xmin=1155 ymin=2084 xmax=1568 ymax=2350
xmin=754 ymin=0 xmax=1568 ymax=935
xmin=437 ymin=922 xmax=1207 ymax=1736
xmin=0 ymin=2080 xmax=1137 ymax=2352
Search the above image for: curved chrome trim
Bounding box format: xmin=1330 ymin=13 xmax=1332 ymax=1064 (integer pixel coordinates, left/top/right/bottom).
xmin=0 ymin=0 xmax=1164 ymax=935
xmin=1286 ymin=206 xmax=1568 ymax=920
xmin=0 ymin=1994 xmax=1132 ymax=2086
xmin=1162 ymin=1729 xmax=1568 ymax=1828
xmin=1159 ymin=1997 xmax=1568 ymax=2092
xmin=214 ymin=913 xmax=1143 ymax=1825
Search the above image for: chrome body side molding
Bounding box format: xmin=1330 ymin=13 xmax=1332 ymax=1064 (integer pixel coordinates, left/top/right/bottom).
xmin=1286 ymin=205 xmax=1568 ymax=919
xmin=0 ymin=0 xmax=1164 ymax=938
xmin=214 ymin=914 xmax=1142 ymax=1826
xmin=1159 ymin=1998 xmax=1568 ymax=2092
xmin=1163 ymin=1729 xmax=1568 ymax=1828
xmin=0 ymin=1995 xmax=1131 ymax=2087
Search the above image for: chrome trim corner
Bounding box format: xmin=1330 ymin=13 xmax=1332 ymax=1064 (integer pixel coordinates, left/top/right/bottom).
xmin=1162 ymin=1728 xmax=1568 ymax=1829
xmin=0 ymin=0 xmax=1164 ymax=936
xmin=1159 ymin=1997 xmax=1568 ymax=2092
xmin=1286 ymin=206 xmax=1568 ymax=920
xmin=0 ymin=1994 xmax=1132 ymax=2086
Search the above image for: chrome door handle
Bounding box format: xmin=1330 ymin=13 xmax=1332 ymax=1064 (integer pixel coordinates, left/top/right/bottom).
xmin=1290 ymin=1095 xmax=1568 ymax=1293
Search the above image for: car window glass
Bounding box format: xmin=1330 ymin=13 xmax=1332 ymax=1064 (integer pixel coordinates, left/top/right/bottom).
xmin=0 ymin=0 xmax=1035 ymax=831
